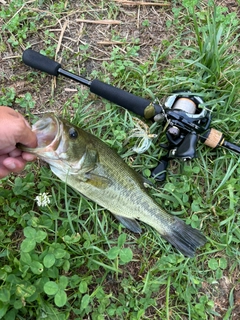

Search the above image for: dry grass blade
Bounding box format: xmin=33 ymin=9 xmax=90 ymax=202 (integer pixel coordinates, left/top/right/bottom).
xmin=97 ymin=41 xmax=128 ymax=45
xmin=113 ymin=0 xmax=170 ymax=6
xmin=55 ymin=20 xmax=68 ymax=57
xmin=76 ymin=19 xmax=122 ymax=25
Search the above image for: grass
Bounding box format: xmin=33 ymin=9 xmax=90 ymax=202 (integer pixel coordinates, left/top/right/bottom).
xmin=0 ymin=0 xmax=240 ymax=319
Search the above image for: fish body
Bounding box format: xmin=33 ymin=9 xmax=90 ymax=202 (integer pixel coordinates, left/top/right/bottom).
xmin=21 ymin=114 xmax=206 ymax=257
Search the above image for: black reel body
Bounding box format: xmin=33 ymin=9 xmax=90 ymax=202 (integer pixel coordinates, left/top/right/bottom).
xmin=152 ymin=93 xmax=211 ymax=181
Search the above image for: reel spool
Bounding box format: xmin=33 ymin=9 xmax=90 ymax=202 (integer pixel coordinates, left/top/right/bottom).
xmin=172 ymin=97 xmax=197 ymax=114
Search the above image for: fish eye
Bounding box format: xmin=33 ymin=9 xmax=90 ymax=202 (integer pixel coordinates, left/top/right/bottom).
xmin=69 ymin=127 xmax=78 ymax=139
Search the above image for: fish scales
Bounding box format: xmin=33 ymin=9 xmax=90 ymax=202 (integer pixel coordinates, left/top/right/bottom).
xmin=68 ymin=132 xmax=174 ymax=233
xmin=20 ymin=114 xmax=207 ymax=257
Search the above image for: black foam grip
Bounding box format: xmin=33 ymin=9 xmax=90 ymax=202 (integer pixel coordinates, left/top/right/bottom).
xmin=22 ymin=49 xmax=61 ymax=76
xmin=90 ymin=79 xmax=151 ymax=117
xmin=223 ymin=141 xmax=240 ymax=154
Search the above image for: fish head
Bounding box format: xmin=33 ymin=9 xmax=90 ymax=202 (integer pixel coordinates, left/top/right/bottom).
xmin=20 ymin=114 xmax=87 ymax=175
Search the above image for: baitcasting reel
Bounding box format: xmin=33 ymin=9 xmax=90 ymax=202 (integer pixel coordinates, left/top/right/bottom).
xmin=22 ymin=49 xmax=240 ymax=181
xmin=152 ymin=92 xmax=240 ymax=181
xmin=152 ymin=92 xmax=211 ymax=181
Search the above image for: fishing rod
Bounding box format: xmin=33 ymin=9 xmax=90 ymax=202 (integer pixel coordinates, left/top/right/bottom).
xmin=22 ymin=49 xmax=240 ymax=181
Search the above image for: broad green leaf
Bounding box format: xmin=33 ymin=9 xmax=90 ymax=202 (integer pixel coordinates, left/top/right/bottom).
xmin=107 ymin=247 xmax=120 ymax=260
xmin=54 ymin=290 xmax=67 ymax=307
xmin=119 ymin=248 xmax=133 ymax=264
xmin=0 ymin=287 xmax=10 ymax=302
xmin=21 ymin=238 xmax=36 ymax=252
xmin=15 ymin=284 xmax=36 ymax=298
xmin=215 ymin=268 xmax=223 ymax=279
xmin=47 ymin=266 xmax=59 ymax=279
xmin=35 ymin=230 xmax=47 ymax=243
xmin=81 ymin=294 xmax=90 ymax=310
xmin=0 ymin=301 xmax=8 ymax=318
xmin=0 ymin=270 xmax=7 ymax=281
xmin=208 ymin=258 xmax=219 ymax=270
xmin=44 ymin=281 xmax=59 ymax=295
xmin=63 ymin=233 xmax=81 ymax=244
xmin=63 ymin=260 xmax=70 ymax=272
xmin=23 ymin=226 xmax=36 ymax=239
xmin=20 ymin=252 xmax=32 ymax=265
xmin=54 ymin=248 xmax=67 ymax=259
xmin=118 ymin=233 xmax=126 ymax=247
xmin=79 ymin=281 xmax=88 ymax=294
xmin=43 ymin=253 xmax=56 ymax=268
xmin=59 ymin=276 xmax=68 ymax=290
xmin=13 ymin=299 xmax=23 ymax=310
xmin=30 ymin=261 xmax=44 ymax=275
xmin=23 ymin=227 xmax=46 ymax=243
xmin=219 ymin=257 xmax=228 ymax=269
xmin=2 ymin=265 xmax=12 ymax=273
xmin=19 ymin=265 xmax=29 ymax=278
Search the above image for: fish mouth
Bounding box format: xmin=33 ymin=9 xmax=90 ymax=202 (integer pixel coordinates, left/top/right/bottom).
xmin=20 ymin=114 xmax=62 ymax=159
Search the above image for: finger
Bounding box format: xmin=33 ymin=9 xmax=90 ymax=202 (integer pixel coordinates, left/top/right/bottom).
xmin=8 ymin=148 xmax=22 ymax=157
xmin=0 ymin=155 xmax=10 ymax=179
xmin=0 ymin=167 xmax=10 ymax=179
xmin=23 ymin=118 xmax=32 ymax=129
xmin=22 ymin=152 xmax=37 ymax=161
xmin=0 ymin=146 xmax=15 ymax=155
xmin=7 ymin=149 xmax=36 ymax=161
xmin=3 ymin=157 xmax=27 ymax=173
xmin=17 ymin=125 xmax=38 ymax=148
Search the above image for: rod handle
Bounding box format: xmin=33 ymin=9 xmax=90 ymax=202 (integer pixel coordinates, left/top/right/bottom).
xmin=90 ymin=79 xmax=161 ymax=118
xmin=223 ymin=140 xmax=240 ymax=154
xmin=22 ymin=49 xmax=61 ymax=76
xmin=22 ymin=50 xmax=162 ymax=118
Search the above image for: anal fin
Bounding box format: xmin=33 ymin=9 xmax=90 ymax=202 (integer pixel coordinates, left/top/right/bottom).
xmin=113 ymin=215 xmax=142 ymax=234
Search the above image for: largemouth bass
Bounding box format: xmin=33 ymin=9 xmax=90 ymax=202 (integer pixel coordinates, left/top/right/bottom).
xmin=20 ymin=114 xmax=206 ymax=257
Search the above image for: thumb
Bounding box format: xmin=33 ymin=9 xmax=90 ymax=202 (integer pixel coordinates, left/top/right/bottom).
xmin=17 ymin=125 xmax=38 ymax=148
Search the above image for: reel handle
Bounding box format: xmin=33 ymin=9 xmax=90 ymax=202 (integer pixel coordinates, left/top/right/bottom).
xmin=22 ymin=49 xmax=162 ymax=118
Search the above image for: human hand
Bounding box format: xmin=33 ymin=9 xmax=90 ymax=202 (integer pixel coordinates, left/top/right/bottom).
xmin=0 ymin=106 xmax=37 ymax=179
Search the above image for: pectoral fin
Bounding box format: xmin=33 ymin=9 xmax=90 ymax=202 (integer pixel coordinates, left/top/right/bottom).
xmin=77 ymin=147 xmax=111 ymax=188
xmin=84 ymin=173 xmax=112 ymax=189
xmin=81 ymin=147 xmax=99 ymax=173
xmin=113 ymin=215 xmax=142 ymax=234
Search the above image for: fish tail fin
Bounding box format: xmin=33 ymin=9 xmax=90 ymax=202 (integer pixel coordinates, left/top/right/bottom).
xmin=162 ymin=217 xmax=207 ymax=257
